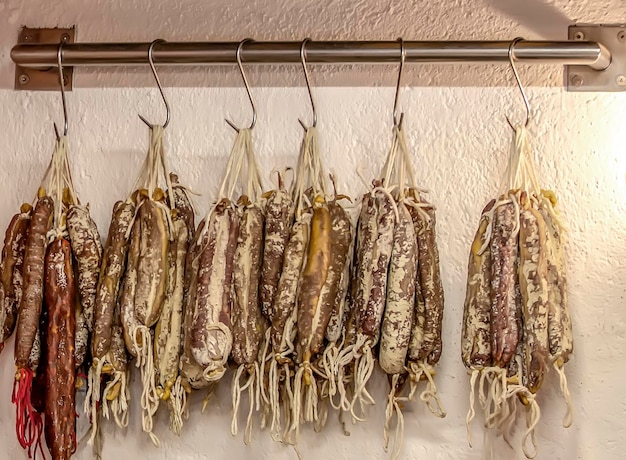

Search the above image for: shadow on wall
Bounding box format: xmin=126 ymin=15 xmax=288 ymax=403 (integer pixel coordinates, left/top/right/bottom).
xmin=482 ymin=0 xmax=570 ymax=39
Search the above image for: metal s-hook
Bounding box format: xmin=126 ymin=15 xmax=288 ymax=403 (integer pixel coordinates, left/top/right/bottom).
xmin=53 ymin=41 xmax=69 ymax=140
xmin=506 ymin=37 xmax=531 ymax=130
xmin=298 ymin=38 xmax=317 ymax=130
xmin=138 ymin=39 xmax=171 ymax=128
xmin=226 ymin=38 xmax=257 ymax=132
xmin=393 ymin=37 xmax=406 ymax=128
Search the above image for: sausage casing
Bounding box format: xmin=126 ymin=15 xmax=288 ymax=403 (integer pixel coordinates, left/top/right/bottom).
xmin=92 ymin=201 xmax=135 ymax=360
xmin=379 ymin=202 xmax=417 ymax=375
xmin=414 ymin=204 xmax=445 ymax=365
xmin=232 ymin=205 xmax=267 ymax=365
xmin=461 ymin=200 xmax=495 ymax=368
xmin=297 ymin=200 xmax=332 ymax=362
xmin=490 ymin=200 xmax=519 ymax=368
xmin=135 ymin=199 xmax=169 ymax=328
xmin=519 ymin=200 xmax=549 ymax=393
xmin=358 ymin=191 xmax=395 ymax=340
xmin=270 ymin=214 xmax=310 ymax=352
xmin=67 ymin=204 xmax=103 ymax=368
xmin=44 ymin=238 xmax=76 ymax=460
xmin=0 ymin=205 xmax=32 ymax=350
xmin=260 ymin=189 xmax=294 ymax=322
xmin=15 ymin=197 xmax=53 ymax=368
xmin=191 ymin=202 xmax=238 ymax=373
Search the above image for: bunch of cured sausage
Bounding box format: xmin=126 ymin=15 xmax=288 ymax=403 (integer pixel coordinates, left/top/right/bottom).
xmin=1 ymin=122 xmax=575 ymax=460
xmin=333 ymin=122 xmax=446 ymax=459
xmin=86 ymin=123 xmax=194 ymax=449
xmin=462 ymin=126 xmax=573 ymax=458
xmin=2 ymin=135 xmax=102 ymax=460
xmin=1 ymin=122 xmax=449 ymax=460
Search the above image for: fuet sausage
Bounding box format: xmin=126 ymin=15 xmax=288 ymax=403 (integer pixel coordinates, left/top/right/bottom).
xmin=15 ymin=196 xmax=53 ymax=368
xmin=461 ymin=200 xmax=495 ymax=369
xmin=92 ymin=200 xmax=135 ymax=360
xmin=358 ymin=189 xmax=395 ymax=339
xmin=271 ymin=214 xmax=311 ymax=352
xmin=232 ymin=203 xmax=267 ymax=366
xmin=43 ymin=237 xmax=76 ymax=460
xmin=379 ymin=202 xmax=417 ymax=375
xmin=490 ymin=198 xmax=519 ymax=368
xmin=181 ymin=219 xmax=210 ymax=390
xmin=230 ymin=202 xmax=266 ymax=443
xmin=309 ymin=201 xmax=352 ymax=356
xmin=352 ymin=193 xmax=377 ymax=338
xmin=67 ymin=204 xmax=103 ymax=368
xmin=297 ymin=198 xmax=332 ymax=365
xmin=135 ymin=194 xmax=169 ymax=328
xmin=414 ymin=204 xmax=445 ymax=366
xmin=191 ymin=200 xmax=238 ymax=380
xmin=518 ymin=195 xmax=549 ymax=394
xmin=0 ymin=204 xmax=32 ymax=351
xmin=155 ymin=212 xmax=189 ymax=399
xmin=120 ymin=215 xmax=142 ymax=356
xmin=260 ymin=182 xmax=294 ymax=322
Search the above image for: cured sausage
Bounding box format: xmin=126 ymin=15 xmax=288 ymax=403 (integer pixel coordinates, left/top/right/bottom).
xmin=518 ymin=196 xmax=549 ymax=394
xmin=92 ymin=200 xmax=135 ymax=360
xmin=0 ymin=204 xmax=32 ymax=352
xmin=44 ymin=238 xmax=76 ymax=460
xmin=67 ymin=204 xmax=102 ymax=368
xmin=461 ymin=200 xmax=495 ymax=369
xmin=414 ymin=205 xmax=445 ymax=366
xmin=191 ymin=200 xmax=238 ymax=381
xmin=358 ymin=190 xmax=396 ymax=339
xmin=490 ymin=199 xmax=519 ymax=368
xmin=135 ymin=195 xmax=169 ymax=328
xmin=232 ymin=204 xmax=266 ymax=365
xmin=15 ymin=196 xmax=53 ymax=368
xmin=379 ymin=202 xmax=416 ymax=375
xmin=260 ymin=181 xmax=294 ymax=322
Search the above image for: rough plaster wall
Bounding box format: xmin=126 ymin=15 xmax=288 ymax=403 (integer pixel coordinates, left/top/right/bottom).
xmin=0 ymin=1 xmax=625 ymax=460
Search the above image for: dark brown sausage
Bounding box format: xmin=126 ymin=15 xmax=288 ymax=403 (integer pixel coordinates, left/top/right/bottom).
xmin=92 ymin=200 xmax=135 ymax=360
xmin=414 ymin=204 xmax=445 ymax=365
xmin=44 ymin=238 xmax=76 ymax=460
xmin=260 ymin=188 xmax=294 ymax=322
xmin=0 ymin=204 xmax=32 ymax=350
xmin=15 ymin=197 xmax=53 ymax=368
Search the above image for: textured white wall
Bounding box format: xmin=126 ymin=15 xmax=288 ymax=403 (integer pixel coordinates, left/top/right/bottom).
xmin=1 ymin=1 xmax=626 ymax=460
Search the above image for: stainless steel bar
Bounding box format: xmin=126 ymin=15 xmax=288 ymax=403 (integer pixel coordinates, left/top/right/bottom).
xmin=11 ymin=40 xmax=611 ymax=71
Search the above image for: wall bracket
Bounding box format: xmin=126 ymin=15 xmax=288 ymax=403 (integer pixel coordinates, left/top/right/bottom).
xmin=14 ymin=27 xmax=75 ymax=91
xmin=567 ymin=24 xmax=626 ymax=92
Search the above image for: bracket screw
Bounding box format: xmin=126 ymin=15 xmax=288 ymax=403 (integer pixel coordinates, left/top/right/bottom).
xmin=18 ymin=74 xmax=30 ymax=85
xmin=617 ymin=75 xmax=626 ymax=87
xmin=23 ymin=34 xmax=31 ymax=42
xmin=618 ymin=31 xmax=626 ymax=42
xmin=570 ymin=74 xmax=584 ymax=87
xmin=574 ymin=31 xmax=585 ymax=40
xmin=61 ymin=33 xmax=70 ymax=42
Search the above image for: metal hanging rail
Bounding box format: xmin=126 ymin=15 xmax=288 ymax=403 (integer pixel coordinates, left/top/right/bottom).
xmin=11 ymin=40 xmax=611 ymax=70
